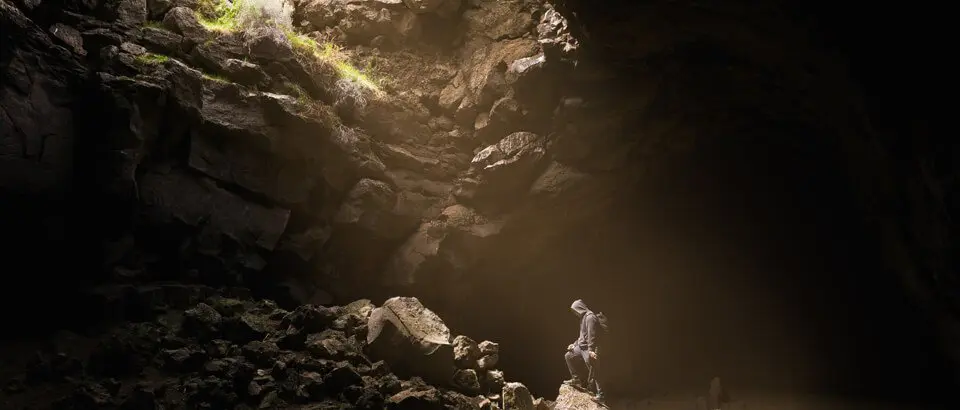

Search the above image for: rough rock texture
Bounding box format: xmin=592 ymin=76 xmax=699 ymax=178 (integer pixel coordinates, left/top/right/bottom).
xmin=0 ymin=288 xmax=554 ymax=409
xmin=554 ymin=383 xmax=603 ymax=410
xmin=1 ymin=0 xmax=957 ymax=405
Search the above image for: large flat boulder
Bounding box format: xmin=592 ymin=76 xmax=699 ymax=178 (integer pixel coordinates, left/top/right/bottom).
xmin=366 ymin=296 xmax=454 ymax=386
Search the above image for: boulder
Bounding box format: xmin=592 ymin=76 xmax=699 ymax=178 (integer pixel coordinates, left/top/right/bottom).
xmin=536 ymin=5 xmax=578 ymax=63
xmin=553 ymin=383 xmax=604 ymax=410
xmin=452 ymin=335 xmax=480 ymax=368
xmin=116 ymin=0 xmax=148 ymax=25
xmin=452 ymin=368 xmax=480 ymax=394
xmin=244 ymin=26 xmax=295 ymax=62
xmin=162 ymin=6 xmax=207 ymax=45
xmin=366 ymin=297 xmax=454 ymax=385
xmin=477 ymin=340 xmax=499 ymax=370
xmin=482 ymin=369 xmax=505 ymax=392
xmin=49 ymin=23 xmax=86 ymax=56
xmin=503 ymin=382 xmax=535 ymax=410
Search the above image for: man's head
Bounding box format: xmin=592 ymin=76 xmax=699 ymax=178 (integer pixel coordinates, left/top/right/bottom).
xmin=570 ymin=299 xmax=590 ymax=317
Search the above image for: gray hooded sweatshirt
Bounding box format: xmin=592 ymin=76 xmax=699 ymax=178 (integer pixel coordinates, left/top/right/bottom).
xmin=571 ymin=299 xmax=601 ymax=359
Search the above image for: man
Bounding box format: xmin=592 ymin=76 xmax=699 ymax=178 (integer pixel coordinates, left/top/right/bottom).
xmin=563 ymin=299 xmax=606 ymax=401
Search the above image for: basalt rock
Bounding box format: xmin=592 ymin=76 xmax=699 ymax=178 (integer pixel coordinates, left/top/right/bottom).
xmin=0 ymin=289 xmax=543 ymax=408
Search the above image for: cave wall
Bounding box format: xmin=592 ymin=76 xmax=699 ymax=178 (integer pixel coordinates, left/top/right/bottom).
xmin=1 ymin=0 xmax=956 ymax=404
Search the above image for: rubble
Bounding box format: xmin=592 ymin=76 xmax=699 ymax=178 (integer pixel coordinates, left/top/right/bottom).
xmin=0 ymin=289 xmax=553 ymax=409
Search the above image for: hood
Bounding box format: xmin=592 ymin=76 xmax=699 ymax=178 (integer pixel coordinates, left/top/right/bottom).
xmin=570 ymin=299 xmax=592 ymax=317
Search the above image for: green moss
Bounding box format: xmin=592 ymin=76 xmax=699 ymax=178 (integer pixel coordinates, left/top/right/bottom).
xmin=284 ymin=30 xmax=383 ymax=96
xmin=202 ymin=73 xmax=229 ymax=83
xmin=196 ymin=0 xmax=245 ymax=33
xmin=136 ymin=52 xmax=170 ymax=65
xmin=143 ymin=21 xmax=165 ymax=30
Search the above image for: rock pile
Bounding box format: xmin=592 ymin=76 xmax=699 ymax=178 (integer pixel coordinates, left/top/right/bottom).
xmin=1 ymin=290 xmax=554 ymax=409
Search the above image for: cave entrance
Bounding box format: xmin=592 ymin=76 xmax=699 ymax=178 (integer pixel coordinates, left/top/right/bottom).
xmin=438 ymin=130 xmax=952 ymax=404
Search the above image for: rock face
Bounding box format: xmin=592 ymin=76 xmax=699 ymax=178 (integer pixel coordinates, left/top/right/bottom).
xmin=2 ymin=0 xmax=958 ymax=401
xmin=0 ymin=0 xmax=592 ymax=311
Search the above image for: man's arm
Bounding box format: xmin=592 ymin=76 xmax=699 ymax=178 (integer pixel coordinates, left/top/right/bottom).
xmin=585 ymin=314 xmax=599 ymax=352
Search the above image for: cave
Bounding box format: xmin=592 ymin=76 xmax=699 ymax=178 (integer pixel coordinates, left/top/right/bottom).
xmin=1 ymin=0 xmax=955 ymax=408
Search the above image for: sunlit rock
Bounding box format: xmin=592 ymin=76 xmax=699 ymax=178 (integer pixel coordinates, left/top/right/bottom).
xmin=554 ymin=383 xmax=605 ymax=410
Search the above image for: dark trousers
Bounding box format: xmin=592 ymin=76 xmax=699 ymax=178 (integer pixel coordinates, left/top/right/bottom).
xmin=564 ymin=346 xmax=602 ymax=395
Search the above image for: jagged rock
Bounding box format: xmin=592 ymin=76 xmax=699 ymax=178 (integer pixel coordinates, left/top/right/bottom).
xmin=161 ymin=346 xmax=207 ymax=372
xmin=477 ymin=340 xmax=499 ymax=369
xmin=116 ymin=0 xmax=149 ymax=25
xmin=148 ymin=0 xmax=199 ymax=20
xmin=475 ymin=95 xmax=523 ymax=144
xmin=452 ymin=335 xmax=480 ymax=368
xmin=356 ymin=95 xmax=433 ymax=143
xmin=457 ymin=131 xmax=549 ymax=206
xmin=366 ymin=297 xmax=455 ymax=385
xmin=452 ymin=368 xmax=481 ymax=394
xmin=554 ymin=383 xmax=605 ymax=409
xmin=536 ymin=5 xmax=578 ymax=63
xmin=162 ymin=6 xmax=207 ymax=45
xmin=478 ymin=340 xmax=498 ymax=355
xmin=139 ymin=26 xmax=184 ymax=56
xmin=334 ymin=178 xmax=421 ymax=240
xmin=384 ymin=204 xmax=504 ymax=286
xmin=1 ymin=0 xmax=86 ymax=201
xmin=380 ymin=143 xmax=442 ymax=172
xmin=507 ymin=53 xmax=557 ymax=113
xmin=245 ymin=25 xmax=295 ymax=62
xmin=528 ymin=161 xmax=594 ymax=202
xmin=387 ymin=386 xmax=444 ymax=409
xmin=344 ymin=299 xmax=376 ymax=318
xmin=503 ymin=382 xmax=535 ymax=410
xmin=182 ymin=302 xmax=223 ymax=339
xmin=222 ymin=58 xmax=268 ymax=86
xmin=190 ymin=36 xmax=248 ymax=73
xmin=297 ymin=0 xmax=422 ymax=45
xmin=482 ymin=369 xmax=505 ymax=392
xmin=49 ymin=23 xmax=86 ymax=56
xmin=462 ymin=0 xmax=534 ymax=41
xmin=281 ymin=304 xmax=340 ymax=333
xmin=532 ymin=397 xmax=552 ymax=410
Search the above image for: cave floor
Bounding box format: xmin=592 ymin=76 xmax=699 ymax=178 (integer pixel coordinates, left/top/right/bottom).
xmin=610 ymin=394 xmax=941 ymax=410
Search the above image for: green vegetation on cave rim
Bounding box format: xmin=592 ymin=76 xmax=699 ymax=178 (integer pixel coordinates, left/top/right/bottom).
xmin=194 ymin=0 xmax=383 ymax=96
xmin=136 ymin=52 xmax=169 ymax=65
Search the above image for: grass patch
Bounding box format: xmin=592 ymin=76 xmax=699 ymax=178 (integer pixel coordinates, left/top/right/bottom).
xmin=136 ymin=53 xmax=170 ymax=65
xmin=196 ymin=0 xmax=245 ymax=33
xmin=284 ymin=30 xmax=383 ymax=96
xmin=143 ymin=21 xmax=165 ymax=30
xmin=202 ymin=73 xmax=230 ymax=83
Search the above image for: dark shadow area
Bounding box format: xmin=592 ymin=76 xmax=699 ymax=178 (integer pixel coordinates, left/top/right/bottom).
xmin=444 ymin=127 xmax=952 ymax=405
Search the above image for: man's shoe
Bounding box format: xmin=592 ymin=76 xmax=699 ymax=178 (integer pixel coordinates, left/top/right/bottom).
xmin=562 ymin=378 xmax=585 ymax=390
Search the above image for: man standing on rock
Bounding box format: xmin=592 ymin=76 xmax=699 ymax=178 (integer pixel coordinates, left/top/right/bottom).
xmin=563 ymin=299 xmax=607 ymax=402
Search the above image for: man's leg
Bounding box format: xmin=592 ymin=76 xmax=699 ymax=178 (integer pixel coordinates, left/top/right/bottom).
xmin=587 ymin=359 xmax=604 ymax=400
xmin=564 ymin=350 xmax=586 ymax=388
